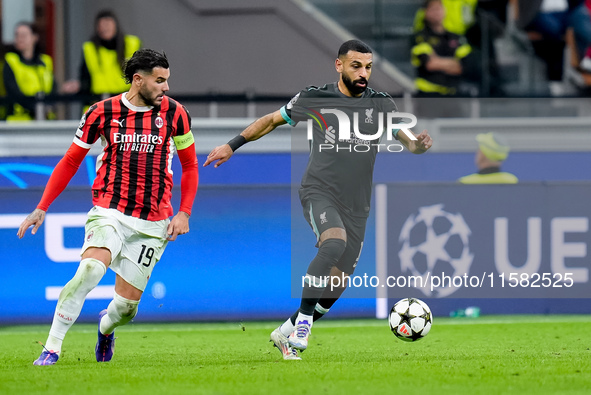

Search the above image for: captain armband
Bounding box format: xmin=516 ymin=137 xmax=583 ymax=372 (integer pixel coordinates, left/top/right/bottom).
xmin=173 ymin=131 xmax=195 ymax=150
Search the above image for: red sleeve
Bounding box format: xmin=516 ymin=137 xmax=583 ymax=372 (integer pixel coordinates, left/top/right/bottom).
xmin=177 ymin=143 xmax=199 ymax=216
xmin=37 ymin=143 xmax=89 ymax=211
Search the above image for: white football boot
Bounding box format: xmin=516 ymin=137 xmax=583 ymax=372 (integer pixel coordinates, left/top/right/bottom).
xmin=270 ymin=327 xmax=301 ymax=360
xmin=288 ymin=320 xmax=311 ymax=351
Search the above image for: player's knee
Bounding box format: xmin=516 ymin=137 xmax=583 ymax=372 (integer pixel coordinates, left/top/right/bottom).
xmin=120 ymin=303 xmax=138 ymax=319
xmin=318 ymin=238 xmax=347 ymax=263
xmin=61 ymin=258 xmax=106 ymax=297
xmin=111 ymin=292 xmax=139 ymax=321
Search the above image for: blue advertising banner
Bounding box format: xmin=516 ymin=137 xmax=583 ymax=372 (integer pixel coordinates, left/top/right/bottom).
xmin=2 ymin=152 xmax=591 ymax=324
xmin=0 ymin=186 xmax=296 ymax=324
xmin=377 ymin=183 xmax=591 ymax=300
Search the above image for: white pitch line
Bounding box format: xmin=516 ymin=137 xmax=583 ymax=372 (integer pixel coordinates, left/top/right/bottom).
xmin=45 ymin=285 xmax=114 ymax=300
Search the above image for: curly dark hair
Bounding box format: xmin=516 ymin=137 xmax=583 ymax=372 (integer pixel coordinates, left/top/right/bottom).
xmin=123 ymin=49 xmax=169 ymax=84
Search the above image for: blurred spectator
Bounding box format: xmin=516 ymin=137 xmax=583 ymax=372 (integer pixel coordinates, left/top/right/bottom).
xmin=2 ymin=22 xmax=56 ymax=121
xmin=414 ymin=0 xmax=478 ymax=36
xmin=413 ymin=0 xmax=506 ymax=96
xmin=515 ymin=0 xmax=591 ymax=95
xmin=62 ymin=10 xmax=141 ymax=100
xmin=581 ymin=47 xmax=591 ymax=72
xmin=581 ymin=0 xmax=591 ymax=72
xmin=412 ymin=0 xmax=479 ymax=96
xmin=478 ymin=0 xmax=511 ymax=24
xmin=458 ymin=132 xmax=518 ymax=184
xmin=0 ymin=23 xmax=6 ymax=120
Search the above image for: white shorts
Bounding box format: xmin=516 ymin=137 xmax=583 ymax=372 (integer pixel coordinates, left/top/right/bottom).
xmin=81 ymin=206 xmax=170 ymax=291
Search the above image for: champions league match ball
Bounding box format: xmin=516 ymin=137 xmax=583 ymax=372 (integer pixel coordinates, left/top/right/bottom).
xmin=389 ymin=298 xmax=433 ymax=342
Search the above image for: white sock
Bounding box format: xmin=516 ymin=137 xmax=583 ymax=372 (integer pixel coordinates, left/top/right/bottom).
xmin=279 ymin=317 xmax=295 ymax=337
xmin=44 ymin=335 xmax=62 ymax=354
xmin=47 ymin=258 xmax=107 ymax=352
xmin=99 ymin=292 xmax=139 ymax=335
xmin=295 ymin=312 xmax=313 ymax=328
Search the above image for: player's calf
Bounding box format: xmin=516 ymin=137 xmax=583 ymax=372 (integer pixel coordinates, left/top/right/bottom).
xmin=95 ymin=293 xmax=139 ymax=362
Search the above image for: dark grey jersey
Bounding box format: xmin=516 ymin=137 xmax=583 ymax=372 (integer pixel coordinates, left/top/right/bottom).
xmin=281 ymin=82 xmax=399 ymax=217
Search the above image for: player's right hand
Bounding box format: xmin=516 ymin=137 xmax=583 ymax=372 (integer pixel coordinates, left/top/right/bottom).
xmin=17 ymin=208 xmax=46 ymax=239
xmin=203 ymin=144 xmax=233 ymax=168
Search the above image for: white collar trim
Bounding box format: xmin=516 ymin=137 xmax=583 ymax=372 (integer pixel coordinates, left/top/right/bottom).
xmin=122 ymin=92 xmax=153 ymax=112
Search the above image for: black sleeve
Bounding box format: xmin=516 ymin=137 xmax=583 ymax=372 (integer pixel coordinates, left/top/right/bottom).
xmin=281 ymin=89 xmax=321 ymax=126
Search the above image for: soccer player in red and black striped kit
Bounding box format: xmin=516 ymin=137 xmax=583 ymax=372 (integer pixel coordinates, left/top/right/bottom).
xmin=17 ymin=49 xmax=199 ymax=366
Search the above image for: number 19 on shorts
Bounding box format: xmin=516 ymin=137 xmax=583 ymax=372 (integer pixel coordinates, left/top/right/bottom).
xmin=138 ymin=244 xmax=155 ymax=267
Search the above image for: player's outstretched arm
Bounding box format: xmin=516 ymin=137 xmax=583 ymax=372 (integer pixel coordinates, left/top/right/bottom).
xmin=17 ymin=142 xmax=89 ymax=239
xmin=203 ymin=110 xmax=287 ymax=168
xmin=17 ymin=208 xmax=46 ymax=239
xmin=399 ymin=129 xmax=433 ymax=154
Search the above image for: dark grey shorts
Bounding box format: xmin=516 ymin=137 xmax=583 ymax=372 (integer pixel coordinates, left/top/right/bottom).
xmin=301 ymin=194 xmax=367 ymax=274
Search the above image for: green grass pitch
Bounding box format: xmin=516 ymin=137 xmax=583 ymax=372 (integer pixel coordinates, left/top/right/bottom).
xmin=1 ymin=315 xmax=590 ymax=394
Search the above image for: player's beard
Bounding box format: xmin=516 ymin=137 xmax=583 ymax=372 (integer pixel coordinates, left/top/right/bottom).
xmin=138 ymin=87 xmax=161 ymax=107
xmin=342 ymin=73 xmax=368 ymax=96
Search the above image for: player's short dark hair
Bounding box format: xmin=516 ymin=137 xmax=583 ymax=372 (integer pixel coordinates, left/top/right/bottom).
xmin=337 ymin=40 xmax=373 ymax=58
xmin=123 ymin=49 xmax=169 ymax=84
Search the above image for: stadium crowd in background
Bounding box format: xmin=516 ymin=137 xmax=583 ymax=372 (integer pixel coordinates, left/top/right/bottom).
xmin=1 ymin=2 xmax=590 ymax=120
xmin=458 ymin=132 xmax=518 ymax=184
xmin=410 ymin=0 xmax=591 ymax=96
xmin=61 ymin=9 xmax=142 ymax=105
xmin=17 ymin=49 xmax=198 ymax=366
xmin=2 ymin=21 xmax=56 ymax=121
xmin=514 ymin=0 xmax=591 ymax=95
xmin=580 ymin=0 xmax=591 ymax=72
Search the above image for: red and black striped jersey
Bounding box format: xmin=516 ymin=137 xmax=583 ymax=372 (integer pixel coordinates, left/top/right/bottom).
xmin=74 ymin=93 xmax=192 ymax=221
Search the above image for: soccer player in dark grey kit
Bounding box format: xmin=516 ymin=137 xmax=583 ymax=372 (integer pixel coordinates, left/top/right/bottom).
xmin=204 ymin=40 xmax=432 ymax=360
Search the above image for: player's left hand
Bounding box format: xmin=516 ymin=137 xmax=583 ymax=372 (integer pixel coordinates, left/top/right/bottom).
xmin=203 ymin=144 xmax=233 ymax=168
xmin=167 ymin=211 xmax=190 ymax=241
xmin=414 ymin=130 xmax=433 ymax=153
xmin=17 ymin=208 xmax=46 ymax=239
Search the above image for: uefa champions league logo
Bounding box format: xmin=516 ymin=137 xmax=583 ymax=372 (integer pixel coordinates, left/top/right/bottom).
xmin=398 ymin=204 xmax=474 ymax=297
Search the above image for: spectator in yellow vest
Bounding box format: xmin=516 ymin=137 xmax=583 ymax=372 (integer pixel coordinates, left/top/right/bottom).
xmin=412 ymin=0 xmax=477 ymax=96
xmin=414 ymin=0 xmax=507 ymax=96
xmin=414 ymin=0 xmax=478 ymax=36
xmin=0 ymin=25 xmax=6 ymax=120
xmin=458 ymin=132 xmax=518 ymax=184
xmin=62 ymin=9 xmax=141 ymax=99
xmin=3 ymin=22 xmax=56 ymax=121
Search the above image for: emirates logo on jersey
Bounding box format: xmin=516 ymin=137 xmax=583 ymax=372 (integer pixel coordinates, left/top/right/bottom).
xmin=114 ymin=132 xmax=164 ymax=153
xmin=155 ymin=116 xmax=164 ymax=129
